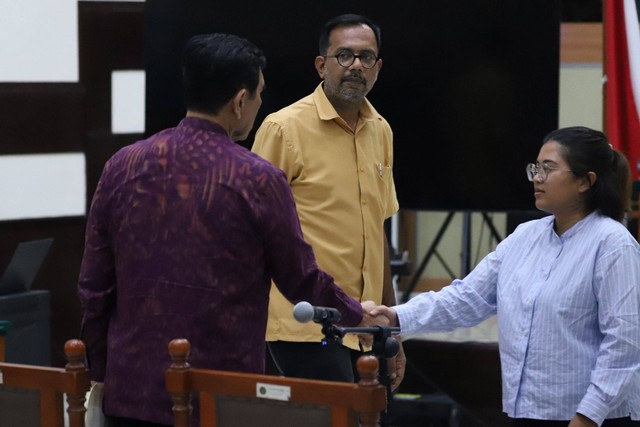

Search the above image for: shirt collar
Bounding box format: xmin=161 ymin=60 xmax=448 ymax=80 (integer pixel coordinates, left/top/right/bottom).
xmin=178 ymin=116 xmax=228 ymax=136
xmin=312 ymin=82 xmax=380 ymax=123
xmin=550 ymin=210 xmax=600 ymax=241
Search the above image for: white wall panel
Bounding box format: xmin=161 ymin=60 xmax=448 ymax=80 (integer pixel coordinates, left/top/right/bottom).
xmin=112 ymin=70 xmax=146 ymax=134
xmin=0 ymin=153 xmax=86 ymax=220
xmin=0 ymin=0 xmax=78 ymax=82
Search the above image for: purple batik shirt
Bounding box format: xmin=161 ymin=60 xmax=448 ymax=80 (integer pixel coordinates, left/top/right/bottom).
xmin=78 ymin=117 xmax=362 ymax=425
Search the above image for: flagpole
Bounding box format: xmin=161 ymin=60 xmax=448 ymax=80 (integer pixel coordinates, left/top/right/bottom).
xmin=602 ymin=1 xmax=608 ymax=134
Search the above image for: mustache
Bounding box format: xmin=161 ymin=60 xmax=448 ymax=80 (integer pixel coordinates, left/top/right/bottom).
xmin=341 ymin=73 xmax=366 ymax=84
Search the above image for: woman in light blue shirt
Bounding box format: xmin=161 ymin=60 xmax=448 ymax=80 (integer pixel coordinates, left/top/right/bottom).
xmin=373 ymin=127 xmax=640 ymax=427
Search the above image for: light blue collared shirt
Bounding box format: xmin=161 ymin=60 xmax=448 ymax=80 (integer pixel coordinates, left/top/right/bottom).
xmin=396 ymin=211 xmax=640 ymax=425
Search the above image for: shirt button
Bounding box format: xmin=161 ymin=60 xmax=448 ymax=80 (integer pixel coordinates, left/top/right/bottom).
xmin=362 ymin=199 xmax=367 ymax=205
xmin=360 ymin=167 xmax=365 ymax=172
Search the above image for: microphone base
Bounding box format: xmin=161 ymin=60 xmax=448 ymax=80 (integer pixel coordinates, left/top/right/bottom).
xmin=320 ymin=324 xmax=344 ymax=346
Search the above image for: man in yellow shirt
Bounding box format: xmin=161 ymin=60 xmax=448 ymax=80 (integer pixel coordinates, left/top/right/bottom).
xmin=252 ymin=14 xmax=405 ymax=388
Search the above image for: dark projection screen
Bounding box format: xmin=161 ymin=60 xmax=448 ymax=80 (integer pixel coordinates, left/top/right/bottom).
xmin=145 ymin=0 xmax=560 ymax=211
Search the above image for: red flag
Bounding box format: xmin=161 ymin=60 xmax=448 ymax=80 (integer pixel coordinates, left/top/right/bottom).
xmin=605 ymin=0 xmax=640 ymax=179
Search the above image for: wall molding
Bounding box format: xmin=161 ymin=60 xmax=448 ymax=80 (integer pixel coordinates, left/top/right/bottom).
xmin=560 ymin=23 xmax=603 ymax=64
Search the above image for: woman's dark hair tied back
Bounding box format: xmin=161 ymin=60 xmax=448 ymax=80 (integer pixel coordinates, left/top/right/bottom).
xmin=542 ymin=126 xmax=631 ymax=222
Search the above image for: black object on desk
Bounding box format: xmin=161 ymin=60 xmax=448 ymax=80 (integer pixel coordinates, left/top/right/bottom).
xmin=0 ymin=290 xmax=51 ymax=365
xmin=0 ymin=237 xmax=53 ymax=296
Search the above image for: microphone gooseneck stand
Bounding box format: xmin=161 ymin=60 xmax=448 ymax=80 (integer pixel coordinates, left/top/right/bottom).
xmin=320 ymin=323 xmax=400 ymax=427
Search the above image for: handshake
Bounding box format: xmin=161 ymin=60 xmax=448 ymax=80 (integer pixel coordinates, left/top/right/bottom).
xmin=358 ymin=300 xmax=399 ymax=329
xmin=292 ymin=300 xmax=405 ymax=389
xmin=357 ymin=301 xmax=405 ymax=390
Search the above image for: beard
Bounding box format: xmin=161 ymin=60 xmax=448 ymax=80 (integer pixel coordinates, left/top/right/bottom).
xmin=324 ymin=73 xmax=370 ymax=105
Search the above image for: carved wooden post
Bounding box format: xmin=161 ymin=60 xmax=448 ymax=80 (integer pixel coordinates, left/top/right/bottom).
xmin=167 ymin=338 xmax=192 ymax=427
xmin=64 ymin=339 xmax=91 ymax=427
xmin=356 ymin=355 xmax=383 ymax=427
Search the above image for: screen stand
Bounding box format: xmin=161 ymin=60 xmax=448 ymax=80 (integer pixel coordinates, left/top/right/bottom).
xmin=400 ymin=211 xmax=502 ymax=303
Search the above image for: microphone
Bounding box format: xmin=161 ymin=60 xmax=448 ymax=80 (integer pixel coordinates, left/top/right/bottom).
xmin=293 ymin=301 xmax=342 ymax=324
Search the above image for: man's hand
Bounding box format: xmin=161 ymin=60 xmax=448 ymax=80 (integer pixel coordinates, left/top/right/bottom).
xmin=369 ymin=304 xmax=399 ymax=327
xmin=358 ymin=303 xmax=398 ymax=348
xmin=358 ymin=300 xmax=387 ymax=347
xmin=359 ymin=300 xmax=390 ymax=327
xmin=387 ymin=339 xmax=406 ymax=390
xmin=359 ymin=302 xmax=406 ymax=389
xmin=360 ymin=300 xmax=375 ymax=321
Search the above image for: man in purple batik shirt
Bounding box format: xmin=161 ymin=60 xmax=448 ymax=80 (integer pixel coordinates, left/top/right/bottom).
xmin=78 ymin=34 xmax=371 ymax=427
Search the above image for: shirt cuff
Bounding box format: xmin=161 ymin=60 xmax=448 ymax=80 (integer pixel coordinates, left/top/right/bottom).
xmin=577 ymin=392 xmax=609 ymax=426
xmin=86 ymin=351 xmax=107 ymax=383
xmin=338 ymin=298 xmax=363 ymax=327
xmin=395 ymin=303 xmax=416 ymax=334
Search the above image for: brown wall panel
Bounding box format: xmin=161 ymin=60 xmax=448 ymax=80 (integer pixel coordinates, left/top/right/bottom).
xmin=79 ymin=1 xmax=145 ymax=134
xmin=0 ymin=2 xmax=145 ymax=367
xmin=0 ymin=83 xmax=84 ymax=154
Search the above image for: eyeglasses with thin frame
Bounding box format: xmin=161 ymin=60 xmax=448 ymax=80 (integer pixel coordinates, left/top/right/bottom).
xmin=526 ymin=163 xmax=574 ymax=182
xmin=324 ymin=50 xmax=379 ymax=69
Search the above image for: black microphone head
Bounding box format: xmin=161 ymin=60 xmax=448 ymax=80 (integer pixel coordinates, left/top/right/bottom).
xmin=293 ymin=301 xmax=314 ymax=323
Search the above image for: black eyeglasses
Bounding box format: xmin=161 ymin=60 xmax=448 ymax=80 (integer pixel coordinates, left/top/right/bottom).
xmin=324 ymin=50 xmax=379 ymax=69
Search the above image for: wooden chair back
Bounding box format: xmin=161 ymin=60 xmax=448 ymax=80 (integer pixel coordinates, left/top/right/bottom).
xmin=0 ymin=339 xmax=90 ymax=427
xmin=166 ymin=338 xmax=387 ymax=427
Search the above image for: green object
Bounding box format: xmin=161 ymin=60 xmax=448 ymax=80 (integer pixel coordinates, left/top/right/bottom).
xmin=0 ymin=320 xmax=11 ymax=336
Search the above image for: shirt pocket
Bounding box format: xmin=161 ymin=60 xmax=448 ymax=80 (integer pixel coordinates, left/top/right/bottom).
xmin=377 ymin=164 xmax=392 ymax=183
xmin=373 ymin=163 xmax=392 ymax=209
xmin=550 ymin=279 xmax=595 ymax=315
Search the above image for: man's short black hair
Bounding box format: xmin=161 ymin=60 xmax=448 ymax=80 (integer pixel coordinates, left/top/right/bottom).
xmin=318 ymin=14 xmax=382 ymax=55
xmin=182 ymin=33 xmax=266 ymax=115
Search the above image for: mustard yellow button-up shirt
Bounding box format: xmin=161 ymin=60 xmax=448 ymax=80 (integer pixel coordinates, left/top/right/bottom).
xmin=252 ymin=84 xmax=399 ymax=349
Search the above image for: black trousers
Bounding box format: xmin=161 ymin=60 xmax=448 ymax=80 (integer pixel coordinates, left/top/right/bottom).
xmin=267 ymin=341 xmax=363 ymax=382
xmin=511 ymin=417 xmax=640 ymax=427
